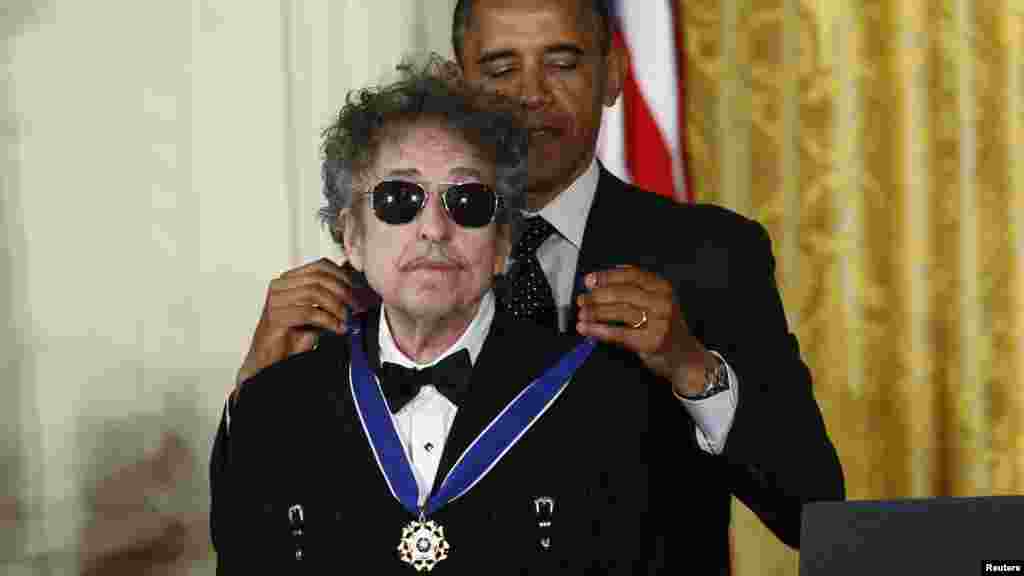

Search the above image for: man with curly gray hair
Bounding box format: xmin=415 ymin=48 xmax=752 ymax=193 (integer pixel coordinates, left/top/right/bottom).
xmin=211 ymin=60 xmax=654 ymax=573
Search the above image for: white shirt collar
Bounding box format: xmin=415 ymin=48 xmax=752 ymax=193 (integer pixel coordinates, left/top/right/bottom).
xmin=530 ymin=158 xmax=600 ymax=249
xmin=378 ymin=290 xmax=494 ymax=369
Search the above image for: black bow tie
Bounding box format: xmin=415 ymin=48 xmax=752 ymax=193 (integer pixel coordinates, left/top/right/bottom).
xmin=378 ymin=349 xmax=472 ymax=413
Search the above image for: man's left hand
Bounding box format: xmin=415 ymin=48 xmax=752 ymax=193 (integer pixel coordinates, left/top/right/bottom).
xmin=575 ymin=265 xmax=716 ymax=397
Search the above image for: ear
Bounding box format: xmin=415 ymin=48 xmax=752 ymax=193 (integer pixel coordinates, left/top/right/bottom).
xmin=493 ymin=222 xmax=512 ymax=276
xmin=339 ymin=209 xmax=365 ymax=272
xmin=442 ymin=59 xmax=464 ymax=83
xmin=602 ymin=39 xmax=626 ymax=107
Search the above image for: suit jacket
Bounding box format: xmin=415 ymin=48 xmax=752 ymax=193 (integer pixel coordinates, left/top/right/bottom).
xmin=561 ymin=165 xmax=845 ymax=571
xmin=210 ymin=307 xmax=662 ymax=574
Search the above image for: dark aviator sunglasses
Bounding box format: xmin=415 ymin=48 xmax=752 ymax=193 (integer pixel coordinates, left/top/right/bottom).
xmin=366 ymin=180 xmax=500 ymax=228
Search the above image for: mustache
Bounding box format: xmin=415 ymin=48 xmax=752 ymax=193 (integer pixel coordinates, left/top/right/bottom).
xmin=526 ymin=114 xmax=571 ymax=133
xmin=401 ymin=242 xmax=465 ymax=270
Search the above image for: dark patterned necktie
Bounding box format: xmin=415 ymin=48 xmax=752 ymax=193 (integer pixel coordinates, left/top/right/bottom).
xmin=502 ymin=216 xmax=559 ymax=331
xmin=378 ymin=349 xmax=472 ymax=413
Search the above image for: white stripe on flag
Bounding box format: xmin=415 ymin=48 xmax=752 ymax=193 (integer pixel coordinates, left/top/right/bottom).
xmin=598 ymin=95 xmax=628 ymax=183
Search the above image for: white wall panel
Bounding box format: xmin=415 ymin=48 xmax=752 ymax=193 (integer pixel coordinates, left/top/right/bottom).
xmin=1 ymin=1 xmax=457 ymax=572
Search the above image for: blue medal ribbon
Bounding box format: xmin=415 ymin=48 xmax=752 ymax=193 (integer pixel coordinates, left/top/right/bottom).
xmin=349 ymin=325 xmax=597 ymax=517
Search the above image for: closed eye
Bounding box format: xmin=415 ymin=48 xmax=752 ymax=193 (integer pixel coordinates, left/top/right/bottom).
xmin=485 ymin=67 xmax=516 ymax=79
xmin=549 ymin=61 xmax=577 ymax=70
xmin=544 ymin=45 xmax=584 ymax=71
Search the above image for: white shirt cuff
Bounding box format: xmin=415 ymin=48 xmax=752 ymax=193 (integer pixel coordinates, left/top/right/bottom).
xmin=674 ymin=350 xmax=739 ymax=455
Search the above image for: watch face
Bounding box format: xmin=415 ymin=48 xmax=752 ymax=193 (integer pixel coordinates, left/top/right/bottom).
xmin=678 ymin=358 xmax=729 ymax=400
xmin=706 ymin=361 xmax=728 ymax=393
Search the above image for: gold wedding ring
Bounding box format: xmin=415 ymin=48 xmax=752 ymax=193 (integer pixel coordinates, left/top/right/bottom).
xmin=630 ymin=310 xmax=648 ymax=330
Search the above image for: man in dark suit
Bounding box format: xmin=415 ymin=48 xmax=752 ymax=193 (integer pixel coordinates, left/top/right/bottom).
xmin=212 ymin=63 xmax=656 ymax=573
xmin=222 ymin=0 xmax=844 ymax=572
xmin=217 ymin=302 xmax=659 ymax=574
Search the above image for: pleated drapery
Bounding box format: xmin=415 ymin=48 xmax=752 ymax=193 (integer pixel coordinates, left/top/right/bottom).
xmin=682 ymin=1 xmax=1024 ymax=573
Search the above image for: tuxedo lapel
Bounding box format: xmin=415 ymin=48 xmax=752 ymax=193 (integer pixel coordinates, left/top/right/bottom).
xmin=433 ymin=313 xmax=576 ymax=491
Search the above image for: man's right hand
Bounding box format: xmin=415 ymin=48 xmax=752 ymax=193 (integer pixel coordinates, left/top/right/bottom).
xmin=235 ymin=258 xmax=375 ymax=389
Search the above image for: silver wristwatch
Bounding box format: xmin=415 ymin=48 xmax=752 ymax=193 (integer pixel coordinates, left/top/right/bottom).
xmin=682 ymin=357 xmax=730 ymax=400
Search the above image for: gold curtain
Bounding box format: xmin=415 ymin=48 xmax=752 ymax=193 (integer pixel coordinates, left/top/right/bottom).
xmin=682 ymin=0 xmax=1024 ymax=573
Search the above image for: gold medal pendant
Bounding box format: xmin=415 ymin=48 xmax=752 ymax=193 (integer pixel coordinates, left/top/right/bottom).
xmin=397 ymin=515 xmax=450 ymax=572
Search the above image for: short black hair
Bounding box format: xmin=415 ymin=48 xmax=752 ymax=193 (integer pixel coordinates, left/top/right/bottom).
xmin=451 ymin=0 xmax=612 ymax=64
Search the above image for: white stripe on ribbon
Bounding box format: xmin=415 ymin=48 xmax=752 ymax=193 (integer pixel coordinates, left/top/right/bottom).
xmin=349 ymin=364 xmax=404 ymax=503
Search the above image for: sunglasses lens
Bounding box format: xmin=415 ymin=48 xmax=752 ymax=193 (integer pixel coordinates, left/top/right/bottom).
xmin=444 ymin=183 xmax=496 ymax=228
xmin=372 ymin=181 xmax=424 ymax=225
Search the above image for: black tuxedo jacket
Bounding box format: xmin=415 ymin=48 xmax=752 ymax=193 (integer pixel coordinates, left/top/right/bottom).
xmin=563 ymin=165 xmax=845 ymax=569
xmin=211 ymin=308 xmax=667 ymax=574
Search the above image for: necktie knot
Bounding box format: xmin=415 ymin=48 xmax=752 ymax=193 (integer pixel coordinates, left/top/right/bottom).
xmin=514 ymin=217 xmax=557 ymax=260
xmin=379 ymin=349 xmax=472 ymax=413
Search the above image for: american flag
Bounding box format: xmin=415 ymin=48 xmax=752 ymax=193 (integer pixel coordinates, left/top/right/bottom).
xmin=597 ymin=0 xmax=692 ymax=202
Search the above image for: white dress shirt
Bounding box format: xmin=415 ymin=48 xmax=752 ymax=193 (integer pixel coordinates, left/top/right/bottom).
xmin=511 ymin=159 xmax=740 ymax=454
xmin=377 ymin=291 xmax=495 ymax=506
